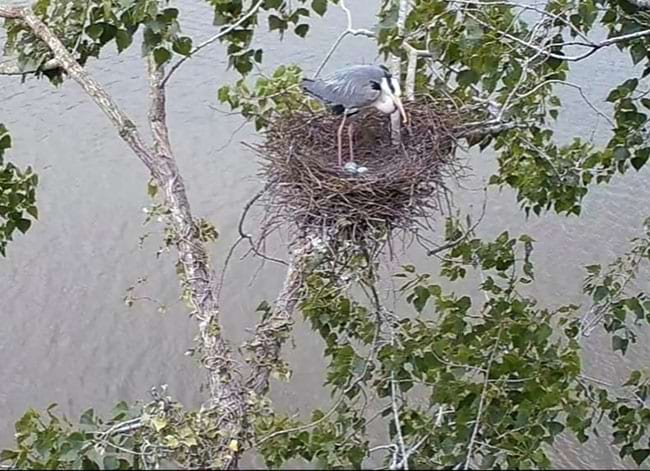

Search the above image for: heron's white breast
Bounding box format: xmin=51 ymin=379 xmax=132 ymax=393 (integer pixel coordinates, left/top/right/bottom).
xmin=372 ymin=77 xmax=398 ymax=114
xmin=372 ymin=94 xmax=397 ymax=114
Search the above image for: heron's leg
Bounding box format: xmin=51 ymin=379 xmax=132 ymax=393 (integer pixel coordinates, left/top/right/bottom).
xmin=347 ymin=121 xmax=355 ymax=163
xmin=337 ymin=114 xmax=347 ymax=167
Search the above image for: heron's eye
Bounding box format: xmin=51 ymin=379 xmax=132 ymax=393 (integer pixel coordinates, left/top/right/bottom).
xmin=370 ymin=80 xmax=381 ymax=91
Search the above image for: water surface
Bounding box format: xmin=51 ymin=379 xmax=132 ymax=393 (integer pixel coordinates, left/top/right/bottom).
xmin=1 ymin=1 xmax=649 ymax=468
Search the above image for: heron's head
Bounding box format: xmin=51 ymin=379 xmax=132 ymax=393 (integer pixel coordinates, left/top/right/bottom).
xmin=378 ymin=69 xmax=408 ymax=124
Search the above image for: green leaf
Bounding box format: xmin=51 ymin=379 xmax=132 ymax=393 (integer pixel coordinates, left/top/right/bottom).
xmin=621 ymin=78 xmax=639 ymax=94
xmin=217 ymin=86 xmax=230 ymax=103
xmin=612 ymin=335 xmax=629 ymax=355
xmin=457 ymin=69 xmax=479 ymax=87
xmin=593 ymin=286 xmax=609 ymax=303
xmin=103 ymin=455 xmax=120 ymax=469
xmin=623 ymin=370 xmax=641 ymax=387
xmin=147 ymin=179 xmax=158 ymax=198
xmin=254 ymin=49 xmax=263 ymax=63
xmin=172 ymin=36 xmax=193 ymax=56
xmin=312 ymin=0 xmax=328 ymax=16
xmin=606 ymin=88 xmax=620 ymax=103
xmin=16 ymin=218 xmax=31 ymax=234
xmin=26 ymin=206 xmax=38 ymax=219
xmin=256 ymin=300 xmax=271 ymax=312
xmin=80 ymin=409 xmax=95 ymax=426
xmin=295 ymin=24 xmax=309 ymax=38
xmin=115 ymin=29 xmax=133 ymax=53
xmin=547 ymin=421 xmax=564 ymax=435
xmin=86 ymin=24 xmax=104 ymax=40
xmin=630 ymin=43 xmax=646 ymax=64
xmin=268 ymin=15 xmax=285 ymax=31
xmin=0 ymin=449 xmax=19 ymax=462
xmin=412 ymin=286 xmax=430 ymax=313
xmin=632 ymin=449 xmax=650 ymax=466
xmin=151 ymin=417 xmax=167 ymax=432
xmin=153 ymin=47 xmax=171 ymax=67
xmin=631 ymin=148 xmax=650 ymax=170
xmin=613 ymin=147 xmax=630 ymax=161
xmin=0 ymin=133 xmax=11 ymax=151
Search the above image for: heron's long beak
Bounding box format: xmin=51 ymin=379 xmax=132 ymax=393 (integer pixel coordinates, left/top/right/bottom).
xmin=395 ymin=97 xmax=408 ymax=124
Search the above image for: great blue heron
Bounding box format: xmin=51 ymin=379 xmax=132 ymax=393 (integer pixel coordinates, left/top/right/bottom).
xmin=301 ymin=64 xmax=408 ymax=166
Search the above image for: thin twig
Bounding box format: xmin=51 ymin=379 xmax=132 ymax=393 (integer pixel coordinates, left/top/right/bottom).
xmin=464 ymin=326 xmax=503 ymax=469
xmin=162 ymin=0 xmax=265 ymax=86
xmin=314 ymin=0 xmax=375 ymax=77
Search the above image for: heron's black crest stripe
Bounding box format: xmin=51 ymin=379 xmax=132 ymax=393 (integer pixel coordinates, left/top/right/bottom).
xmin=379 ymin=64 xmax=391 ymax=77
xmin=370 ymin=80 xmax=381 ymax=91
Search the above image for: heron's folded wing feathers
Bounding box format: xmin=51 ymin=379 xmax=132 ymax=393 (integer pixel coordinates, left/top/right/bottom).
xmin=301 ymin=66 xmax=382 ymax=110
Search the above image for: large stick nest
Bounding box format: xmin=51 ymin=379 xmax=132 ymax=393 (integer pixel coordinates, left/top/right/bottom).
xmin=255 ymin=97 xmax=462 ymax=251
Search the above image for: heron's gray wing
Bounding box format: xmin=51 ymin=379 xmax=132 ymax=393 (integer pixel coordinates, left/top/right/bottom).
xmin=302 ymin=65 xmax=384 ymax=110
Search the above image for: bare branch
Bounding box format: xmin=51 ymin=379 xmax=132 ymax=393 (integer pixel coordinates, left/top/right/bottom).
xmin=255 ymin=309 xmax=383 ymax=447
xmin=391 ymin=0 xmax=410 ymax=143
xmin=244 ymin=241 xmax=307 ymax=395
xmin=314 ymin=0 xmax=375 ymax=78
xmin=515 ymin=79 xmax=615 ymax=128
xmin=0 ymin=57 xmax=60 ymax=76
xmin=427 ymin=190 xmax=488 ymax=257
xmin=0 ymin=5 xmax=22 ymax=19
xmin=146 ymin=58 xmax=247 ymax=469
xmin=0 ymin=58 xmax=22 ymax=75
xmin=444 ymin=0 xmax=592 ymax=43
xmin=456 ymin=118 xmax=534 ymax=139
xmin=390 ymin=365 xmax=408 ymax=470
xmin=464 ymin=326 xmax=502 ymax=469
xmin=162 ymin=0 xmax=265 ymax=86
xmin=404 ymin=43 xmax=419 ymax=101
xmin=0 ymin=8 xmax=156 ymax=171
xmin=467 ymin=10 xmax=650 ymax=62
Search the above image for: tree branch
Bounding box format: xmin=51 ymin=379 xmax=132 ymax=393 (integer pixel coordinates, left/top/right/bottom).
xmin=314 ymin=0 xmax=375 ymax=77
xmin=464 ymin=326 xmax=502 ymax=469
xmin=0 ymin=58 xmax=22 ymax=75
xmin=467 ymin=10 xmax=650 ymax=62
xmin=0 ymin=7 xmax=156 ymax=171
xmin=243 ymin=241 xmax=309 ymax=396
xmin=162 ymin=0 xmax=265 ymax=86
xmin=2 ymin=6 xmax=248 ymax=466
xmin=0 ymin=5 xmax=21 ymax=19
xmin=0 ymin=57 xmax=60 ymax=76
xmin=391 ymin=0 xmax=410 ymax=143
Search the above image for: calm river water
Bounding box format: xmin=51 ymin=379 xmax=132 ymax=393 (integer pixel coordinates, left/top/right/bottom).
xmin=1 ymin=1 xmax=649 ymax=468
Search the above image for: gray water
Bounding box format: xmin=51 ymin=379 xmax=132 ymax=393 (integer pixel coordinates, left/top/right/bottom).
xmin=1 ymin=1 xmax=649 ymax=468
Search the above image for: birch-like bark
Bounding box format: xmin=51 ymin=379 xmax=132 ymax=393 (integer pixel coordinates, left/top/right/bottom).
xmin=404 ymin=44 xmax=418 ymax=102
xmin=244 ymin=243 xmax=308 ymax=396
xmin=1 ymin=6 xmax=247 ymax=467
xmin=391 ymin=0 xmax=410 ymax=143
